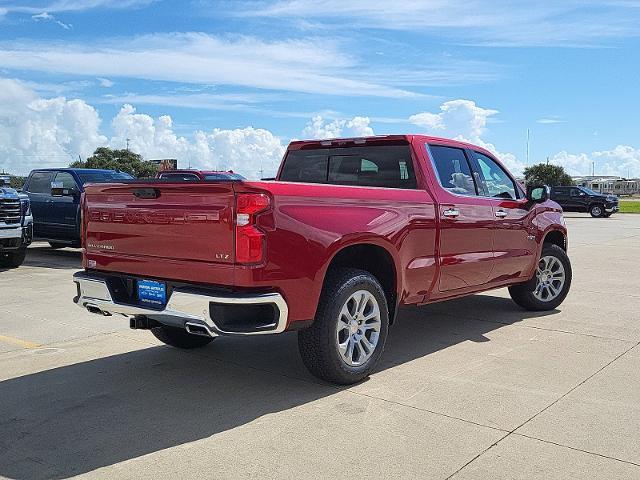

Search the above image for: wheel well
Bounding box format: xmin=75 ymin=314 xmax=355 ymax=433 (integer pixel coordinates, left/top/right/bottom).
xmin=325 ymin=244 xmax=398 ymax=322
xmin=544 ymin=230 xmax=567 ymax=252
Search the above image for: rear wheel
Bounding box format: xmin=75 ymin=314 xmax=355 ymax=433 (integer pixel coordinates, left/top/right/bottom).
xmin=0 ymin=248 xmax=27 ymax=268
xmin=151 ymin=324 xmax=215 ymax=349
xmin=298 ymin=268 xmax=389 ymax=385
xmin=589 ymin=204 xmax=604 ymax=217
xmin=509 ymin=244 xmax=572 ymax=311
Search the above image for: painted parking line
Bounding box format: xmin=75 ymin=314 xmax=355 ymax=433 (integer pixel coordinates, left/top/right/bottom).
xmin=0 ymin=334 xmax=41 ymax=349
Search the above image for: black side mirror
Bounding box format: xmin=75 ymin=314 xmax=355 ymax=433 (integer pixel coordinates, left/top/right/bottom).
xmin=526 ymin=185 xmax=549 ymax=204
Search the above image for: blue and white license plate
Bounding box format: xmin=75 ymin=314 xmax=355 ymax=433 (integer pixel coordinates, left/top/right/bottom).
xmin=137 ymin=279 xmax=166 ymax=306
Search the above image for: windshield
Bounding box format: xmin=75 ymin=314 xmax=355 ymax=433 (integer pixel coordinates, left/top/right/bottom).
xmin=77 ymin=171 xmax=134 ymax=184
xmin=579 ymin=186 xmax=600 ymax=196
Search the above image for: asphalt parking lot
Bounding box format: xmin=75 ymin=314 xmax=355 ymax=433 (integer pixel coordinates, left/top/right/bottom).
xmin=1 ymin=214 xmax=639 ymax=479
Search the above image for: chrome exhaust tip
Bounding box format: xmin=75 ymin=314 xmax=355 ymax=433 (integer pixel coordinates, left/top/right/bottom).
xmin=185 ymin=322 xmax=214 ymax=337
xmin=86 ymin=304 xmax=112 ymax=316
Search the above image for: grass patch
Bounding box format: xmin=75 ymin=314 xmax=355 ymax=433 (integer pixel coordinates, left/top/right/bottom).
xmin=619 ymin=199 xmax=640 ymax=213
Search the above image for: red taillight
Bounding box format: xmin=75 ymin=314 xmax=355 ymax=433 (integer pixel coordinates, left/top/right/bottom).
xmin=235 ymin=193 xmax=270 ymax=264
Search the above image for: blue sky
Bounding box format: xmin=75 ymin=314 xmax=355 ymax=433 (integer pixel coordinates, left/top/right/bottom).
xmin=1 ymin=0 xmax=639 ymax=177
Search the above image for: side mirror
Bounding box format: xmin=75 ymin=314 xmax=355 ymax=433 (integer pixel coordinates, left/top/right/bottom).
xmin=526 ymin=185 xmax=549 ymax=204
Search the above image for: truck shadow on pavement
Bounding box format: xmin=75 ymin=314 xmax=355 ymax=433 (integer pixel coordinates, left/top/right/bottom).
xmin=21 ymin=245 xmax=82 ymax=271
xmin=0 ymin=295 xmax=557 ymax=479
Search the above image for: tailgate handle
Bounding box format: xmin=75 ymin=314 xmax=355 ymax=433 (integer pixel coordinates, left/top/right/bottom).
xmin=133 ymin=188 xmax=160 ymax=199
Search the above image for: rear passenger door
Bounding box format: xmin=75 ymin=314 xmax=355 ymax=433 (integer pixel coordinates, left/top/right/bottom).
xmin=468 ymin=151 xmax=536 ymax=282
xmin=427 ymin=144 xmax=495 ymax=292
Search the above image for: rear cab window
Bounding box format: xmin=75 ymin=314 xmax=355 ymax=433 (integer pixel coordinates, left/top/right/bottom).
xmin=279 ymin=145 xmax=417 ymax=189
xmin=77 ymin=171 xmax=133 ymax=185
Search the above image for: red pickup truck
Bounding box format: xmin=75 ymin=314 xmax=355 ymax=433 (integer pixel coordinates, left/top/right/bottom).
xmin=73 ymin=135 xmax=571 ymax=384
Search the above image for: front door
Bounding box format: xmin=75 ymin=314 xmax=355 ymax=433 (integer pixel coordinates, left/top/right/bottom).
xmin=427 ymin=144 xmax=495 ymax=292
xmin=25 ymin=171 xmax=55 ymax=238
xmin=468 ymin=151 xmax=536 ymax=282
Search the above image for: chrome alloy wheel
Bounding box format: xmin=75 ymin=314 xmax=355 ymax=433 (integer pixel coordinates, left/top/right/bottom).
xmin=533 ymin=255 xmax=566 ymax=302
xmin=336 ymin=290 xmax=382 ymax=367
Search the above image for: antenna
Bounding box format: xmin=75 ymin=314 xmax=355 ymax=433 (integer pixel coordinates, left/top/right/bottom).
xmin=526 ymin=129 xmax=530 ymax=167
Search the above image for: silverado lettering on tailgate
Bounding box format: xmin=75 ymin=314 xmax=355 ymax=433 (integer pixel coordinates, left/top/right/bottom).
xmin=89 ymin=210 xmax=221 ymax=225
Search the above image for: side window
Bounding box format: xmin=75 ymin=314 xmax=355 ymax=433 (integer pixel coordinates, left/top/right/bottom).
xmin=428 ymin=145 xmax=476 ymax=196
xmin=472 ymin=152 xmax=518 ymax=200
xmin=53 ymin=172 xmax=79 ymax=191
xmin=26 ymin=172 xmax=54 ymax=194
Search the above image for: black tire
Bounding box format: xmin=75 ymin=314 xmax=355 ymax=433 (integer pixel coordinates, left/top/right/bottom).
xmin=298 ymin=268 xmax=389 ymax=385
xmin=509 ymin=244 xmax=572 ymax=311
xmin=151 ymin=324 xmax=215 ymax=349
xmin=49 ymin=242 xmax=67 ymax=249
xmin=0 ymin=248 xmax=27 ymax=268
xmin=589 ymin=204 xmax=605 ymax=218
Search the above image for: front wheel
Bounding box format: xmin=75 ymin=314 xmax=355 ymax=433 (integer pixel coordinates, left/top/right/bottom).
xmin=151 ymin=324 xmax=215 ymax=349
xmin=509 ymin=244 xmax=572 ymax=311
xmin=0 ymin=248 xmax=27 ymax=268
xmin=298 ymin=268 xmax=389 ymax=385
xmin=589 ymin=204 xmax=604 ymax=217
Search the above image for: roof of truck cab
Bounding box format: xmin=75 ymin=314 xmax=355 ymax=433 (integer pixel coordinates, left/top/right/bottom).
xmin=29 ymin=168 xmax=124 ymax=173
xmin=287 ymin=135 xmax=492 ymax=154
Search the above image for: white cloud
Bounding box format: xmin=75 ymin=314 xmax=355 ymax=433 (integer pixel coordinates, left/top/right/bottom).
xmin=550 ymin=146 xmax=640 ymax=178
xmin=4 ymin=1 xmax=154 ymax=14
xmin=1 ymin=79 xmax=637 ymax=180
xmin=0 ymin=78 xmax=106 ymax=174
xmin=31 ymin=11 xmax=72 ymax=29
xmin=0 ymin=33 xmax=418 ymax=98
xmin=110 ymin=105 xmax=286 ymax=179
xmin=97 ymin=77 xmax=114 ymax=87
xmin=302 ymin=115 xmax=374 ymax=138
xmin=410 ymin=99 xmax=523 ymax=173
xmin=237 ymin=0 xmax=640 ymax=47
xmin=537 ymin=117 xmax=566 ymax=124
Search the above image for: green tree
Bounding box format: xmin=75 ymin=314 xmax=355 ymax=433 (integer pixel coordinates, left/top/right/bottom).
xmin=10 ymin=176 xmax=26 ymax=189
xmin=523 ymin=163 xmax=574 ymax=186
xmin=70 ymin=147 xmax=158 ymax=178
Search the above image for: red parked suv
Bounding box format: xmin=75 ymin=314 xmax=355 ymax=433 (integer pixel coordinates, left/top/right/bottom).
xmin=72 ymin=135 xmax=571 ymax=384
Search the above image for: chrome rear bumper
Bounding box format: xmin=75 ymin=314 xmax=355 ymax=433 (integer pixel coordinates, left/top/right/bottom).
xmin=73 ymin=272 xmax=288 ymax=336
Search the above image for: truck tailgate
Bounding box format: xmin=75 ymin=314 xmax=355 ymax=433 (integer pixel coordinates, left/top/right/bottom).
xmin=83 ymin=182 xmax=235 ymax=264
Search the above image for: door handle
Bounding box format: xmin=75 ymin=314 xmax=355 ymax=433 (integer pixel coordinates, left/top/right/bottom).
xmin=442 ymin=208 xmax=460 ymax=218
xmin=495 ymin=210 xmax=508 ymax=218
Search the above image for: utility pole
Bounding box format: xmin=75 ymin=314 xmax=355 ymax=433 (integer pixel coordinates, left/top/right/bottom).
xmin=526 ymin=129 xmax=530 ymax=167
xmin=126 ymin=138 xmax=130 ymax=152
xmin=591 ymin=161 xmax=595 ymax=177
xmin=546 ymin=156 xmax=549 ymax=165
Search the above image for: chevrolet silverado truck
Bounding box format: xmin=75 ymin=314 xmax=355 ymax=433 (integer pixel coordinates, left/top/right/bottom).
xmin=0 ymin=176 xmax=33 ymax=268
xmin=72 ymin=135 xmax=572 ymax=384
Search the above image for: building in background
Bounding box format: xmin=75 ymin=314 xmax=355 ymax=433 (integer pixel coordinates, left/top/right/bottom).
xmin=573 ymin=176 xmax=640 ymax=196
xmin=148 ymin=159 xmax=178 ymax=171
